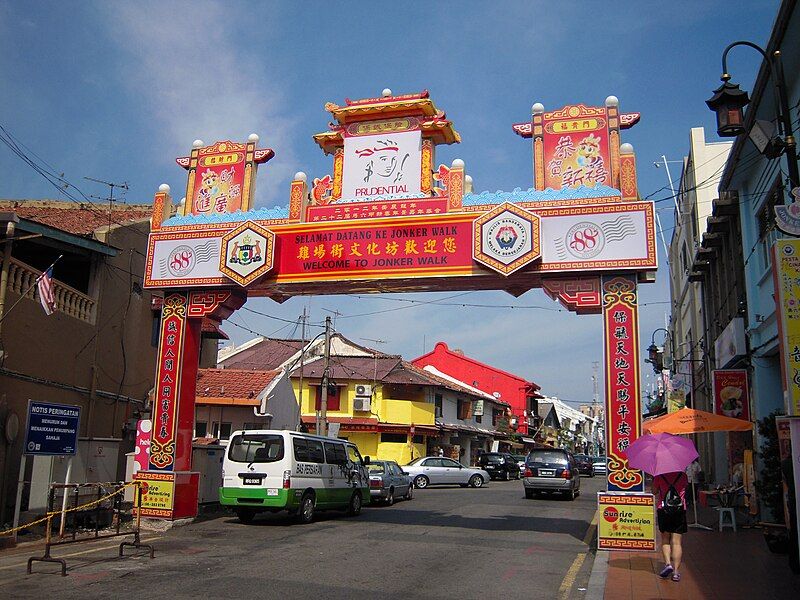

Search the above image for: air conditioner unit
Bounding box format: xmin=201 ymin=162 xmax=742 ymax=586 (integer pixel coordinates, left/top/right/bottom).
xmin=355 ymin=384 xmax=372 ymax=397
xmin=353 ymin=397 xmax=371 ymax=412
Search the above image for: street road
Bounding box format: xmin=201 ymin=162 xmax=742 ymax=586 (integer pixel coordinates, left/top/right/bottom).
xmin=0 ymin=476 xmax=604 ymax=599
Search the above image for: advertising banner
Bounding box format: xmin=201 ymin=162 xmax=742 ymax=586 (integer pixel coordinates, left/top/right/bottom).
xmin=23 ymin=401 xmax=80 ymax=456
xmin=712 ymin=369 xmax=750 ymax=421
xmin=542 ymin=105 xmax=611 ymax=190
xmin=341 ymin=130 xmax=422 ymax=201
xmin=602 ymin=275 xmax=644 ymax=492
xmin=133 ymin=419 xmax=152 ymax=473
xmin=134 ymin=471 xmax=175 ymax=518
xmin=774 ymin=239 xmax=800 ymax=415
xmin=597 ymin=492 xmax=656 ymax=551
xmin=668 ymin=361 xmax=692 ymax=413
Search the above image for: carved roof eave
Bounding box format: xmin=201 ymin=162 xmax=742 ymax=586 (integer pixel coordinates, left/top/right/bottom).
xmin=325 ymin=97 xmax=440 ymax=122
xmin=312 ymin=121 xmax=461 ymax=154
xmin=511 ymin=112 xmax=641 ymax=138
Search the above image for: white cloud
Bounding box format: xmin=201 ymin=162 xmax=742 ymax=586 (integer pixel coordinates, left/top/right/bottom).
xmin=101 ymin=1 xmax=296 ymax=205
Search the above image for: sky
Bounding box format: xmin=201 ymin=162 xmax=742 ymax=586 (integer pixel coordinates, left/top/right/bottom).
xmin=0 ymin=0 xmax=780 ymax=407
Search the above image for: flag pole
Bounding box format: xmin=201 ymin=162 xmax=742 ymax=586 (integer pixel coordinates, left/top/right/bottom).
xmin=0 ymin=254 xmax=63 ymax=325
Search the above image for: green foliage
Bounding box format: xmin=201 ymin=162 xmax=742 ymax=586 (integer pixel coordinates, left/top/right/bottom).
xmin=754 ymin=411 xmax=785 ymax=524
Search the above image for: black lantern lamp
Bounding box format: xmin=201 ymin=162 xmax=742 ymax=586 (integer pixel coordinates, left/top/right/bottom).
xmin=705 ymin=77 xmax=750 ymax=137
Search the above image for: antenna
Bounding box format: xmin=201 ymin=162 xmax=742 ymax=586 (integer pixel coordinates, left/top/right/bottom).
xmin=84 ymin=176 xmax=129 ymax=233
xmin=321 ymin=307 xmax=343 ymax=329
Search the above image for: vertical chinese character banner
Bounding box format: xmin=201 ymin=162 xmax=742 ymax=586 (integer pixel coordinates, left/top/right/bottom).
xmin=341 ymin=122 xmax=422 ymax=202
xmin=149 ymin=293 xmax=187 ymax=471
xmin=602 ymin=275 xmax=644 ymax=492
xmin=774 ymin=239 xmax=800 ymax=415
xmin=541 ymin=105 xmax=611 ymax=190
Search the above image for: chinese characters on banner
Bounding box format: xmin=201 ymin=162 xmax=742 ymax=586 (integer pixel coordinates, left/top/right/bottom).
xmin=148 ymin=293 xmax=187 ymax=471
xmin=597 ymin=492 xmax=656 ymax=551
xmin=773 ymin=239 xmax=800 ymax=415
xmin=277 ymin=216 xmax=473 ymax=280
xmin=543 ymin=107 xmax=611 ymax=190
xmin=602 ymin=275 xmax=644 ymax=492
xmin=341 ymin=130 xmax=422 ymax=201
xmin=712 ymin=369 xmax=750 ymax=421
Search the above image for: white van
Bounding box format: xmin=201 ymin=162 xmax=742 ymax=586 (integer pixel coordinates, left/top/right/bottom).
xmin=220 ymin=430 xmax=371 ymax=524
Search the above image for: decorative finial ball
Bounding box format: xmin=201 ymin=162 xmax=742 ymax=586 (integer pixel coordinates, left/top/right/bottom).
xmin=620 ymin=143 xmax=634 ymax=154
xmin=192 ymin=139 xmax=204 ymax=148
xmin=158 ymin=183 xmax=170 ymax=193
xmin=451 ymin=158 xmax=465 ymax=169
xmin=294 ymin=171 xmax=307 ymax=182
xmin=605 ymin=95 xmax=619 ymax=107
xmin=248 ymin=133 xmax=259 ymax=143
xmin=465 ymin=175 xmax=473 ymax=184
xmin=531 ymin=103 xmax=545 ymax=114
xmin=179 ymin=197 xmax=186 ymax=206
xmin=382 ymin=88 xmax=392 ymax=97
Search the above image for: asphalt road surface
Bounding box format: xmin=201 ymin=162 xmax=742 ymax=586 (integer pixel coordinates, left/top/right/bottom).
xmin=0 ymin=476 xmax=604 ymax=599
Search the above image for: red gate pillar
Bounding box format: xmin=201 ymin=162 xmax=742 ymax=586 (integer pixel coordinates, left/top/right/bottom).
xmin=135 ymin=290 xmax=244 ymax=519
xmin=602 ymin=275 xmax=644 ymax=492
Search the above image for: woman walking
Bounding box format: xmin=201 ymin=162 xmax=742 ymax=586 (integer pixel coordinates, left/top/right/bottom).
xmin=653 ymin=470 xmax=688 ymax=582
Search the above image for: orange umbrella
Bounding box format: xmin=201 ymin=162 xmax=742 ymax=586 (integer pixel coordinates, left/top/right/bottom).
xmin=642 ymin=407 xmax=753 ymax=434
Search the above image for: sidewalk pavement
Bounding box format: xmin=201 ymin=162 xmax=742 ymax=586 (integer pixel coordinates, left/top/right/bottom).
xmin=600 ymin=505 xmax=798 ymax=599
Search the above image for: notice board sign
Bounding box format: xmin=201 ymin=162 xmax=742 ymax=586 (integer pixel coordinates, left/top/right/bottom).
xmin=134 ymin=471 xmax=175 ymax=518
xmin=597 ymin=492 xmax=656 ymax=551
xmin=23 ymin=400 xmax=80 ymax=455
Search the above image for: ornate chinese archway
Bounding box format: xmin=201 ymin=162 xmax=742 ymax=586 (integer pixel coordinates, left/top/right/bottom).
xmin=140 ymin=90 xmax=653 ymax=519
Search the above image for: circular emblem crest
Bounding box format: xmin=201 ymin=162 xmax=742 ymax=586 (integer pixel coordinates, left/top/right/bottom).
xmin=782 ymin=243 xmax=796 ymax=256
xmin=485 ymin=215 xmax=529 ymax=262
xmin=167 ymin=245 xmax=196 ymax=277
xmin=566 ymin=222 xmax=604 ymax=259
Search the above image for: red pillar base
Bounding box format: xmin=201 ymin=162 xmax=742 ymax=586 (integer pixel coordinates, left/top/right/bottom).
xmin=134 ymin=471 xmax=199 ymax=519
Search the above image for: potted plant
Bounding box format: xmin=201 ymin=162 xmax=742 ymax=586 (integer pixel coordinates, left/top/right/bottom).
xmin=754 ymin=411 xmax=789 ymax=554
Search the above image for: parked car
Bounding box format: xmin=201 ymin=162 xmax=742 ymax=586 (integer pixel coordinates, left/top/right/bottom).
xmin=511 ymin=454 xmax=527 ymax=473
xmin=478 ymin=452 xmax=521 ymax=480
xmin=368 ymin=460 xmax=413 ymax=505
xmin=522 ymin=448 xmax=580 ymax=500
xmin=404 ymin=457 xmax=490 ymax=489
xmin=592 ymin=455 xmax=607 ymax=475
xmin=574 ymin=454 xmax=595 ymax=477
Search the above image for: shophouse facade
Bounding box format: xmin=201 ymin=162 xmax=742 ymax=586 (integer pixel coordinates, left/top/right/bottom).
xmin=704 ymin=0 xmax=799 ymax=487
xmin=668 ymin=128 xmax=733 ymax=481
xmin=412 ymin=341 xmax=543 ymax=436
xmin=0 ymin=200 xmax=158 ymax=523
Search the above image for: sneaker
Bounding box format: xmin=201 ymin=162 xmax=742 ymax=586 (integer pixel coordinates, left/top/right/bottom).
xmin=671 ymin=572 xmax=681 ymax=582
xmin=658 ymin=565 xmax=673 ymax=578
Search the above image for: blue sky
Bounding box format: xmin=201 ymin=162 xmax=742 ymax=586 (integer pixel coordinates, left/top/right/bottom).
xmin=0 ymin=1 xmax=779 ymax=406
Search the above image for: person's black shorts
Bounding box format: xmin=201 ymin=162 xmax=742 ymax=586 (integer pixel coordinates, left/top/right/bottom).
xmin=657 ymin=507 xmax=688 ymax=534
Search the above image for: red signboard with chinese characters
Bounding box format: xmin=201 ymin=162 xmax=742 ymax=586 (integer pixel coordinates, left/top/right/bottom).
xmin=274 ymin=214 xmax=473 ymax=282
xmin=306 ymin=197 xmax=448 ymax=223
xmin=602 ymin=275 xmax=644 ymax=492
xmin=543 ymin=105 xmax=611 ymax=190
xmin=149 ymin=293 xmax=187 ymax=471
xmin=712 ymin=369 xmax=750 ymax=421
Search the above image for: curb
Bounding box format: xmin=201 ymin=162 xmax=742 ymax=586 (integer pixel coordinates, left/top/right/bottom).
xmin=585 ymin=550 xmax=608 ymax=600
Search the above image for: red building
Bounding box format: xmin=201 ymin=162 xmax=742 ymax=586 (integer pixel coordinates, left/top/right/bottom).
xmin=412 ymin=342 xmax=543 ymax=435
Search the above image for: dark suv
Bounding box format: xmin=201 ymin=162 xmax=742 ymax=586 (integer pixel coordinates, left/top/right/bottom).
xmin=478 ymin=452 xmax=521 ymax=481
xmin=574 ymin=454 xmax=595 ymax=477
xmin=522 ymin=448 xmax=580 ymax=500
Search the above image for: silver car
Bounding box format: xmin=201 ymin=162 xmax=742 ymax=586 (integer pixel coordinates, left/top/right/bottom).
xmin=368 ymin=460 xmax=413 ymax=505
xmin=404 ymin=457 xmax=490 ymax=489
xmin=592 ymin=456 xmax=608 ymax=475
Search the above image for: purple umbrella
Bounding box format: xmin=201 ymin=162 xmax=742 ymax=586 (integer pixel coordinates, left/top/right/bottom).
xmin=626 ymin=433 xmax=699 ymax=476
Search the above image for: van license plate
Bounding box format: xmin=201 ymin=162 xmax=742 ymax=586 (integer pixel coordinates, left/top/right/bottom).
xmin=539 ymin=469 xmax=555 ymax=477
xmin=266 ymin=488 xmax=278 ymax=496
xmin=243 ymin=477 xmax=262 ymax=485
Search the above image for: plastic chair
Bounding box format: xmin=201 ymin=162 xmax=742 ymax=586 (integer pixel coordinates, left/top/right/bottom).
xmin=717 ymin=507 xmax=737 ymax=531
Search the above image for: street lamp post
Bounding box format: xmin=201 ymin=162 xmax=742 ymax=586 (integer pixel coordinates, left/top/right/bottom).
xmin=705 ymin=41 xmax=799 ymax=191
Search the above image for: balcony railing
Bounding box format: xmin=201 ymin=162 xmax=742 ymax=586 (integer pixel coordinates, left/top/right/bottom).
xmin=8 ymin=258 xmax=95 ymax=323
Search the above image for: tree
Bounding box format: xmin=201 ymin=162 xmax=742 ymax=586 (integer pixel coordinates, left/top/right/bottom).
xmin=754 ymin=411 xmax=785 ymax=523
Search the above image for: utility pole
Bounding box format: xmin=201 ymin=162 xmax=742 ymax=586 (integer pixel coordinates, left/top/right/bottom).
xmin=592 ymin=361 xmax=600 ymax=455
xmin=298 ymin=307 xmax=307 ymax=431
xmin=319 ymin=316 xmax=332 ymax=437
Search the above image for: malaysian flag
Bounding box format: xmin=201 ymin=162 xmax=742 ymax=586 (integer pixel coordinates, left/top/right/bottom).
xmin=37 ymin=267 xmax=56 ymax=316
